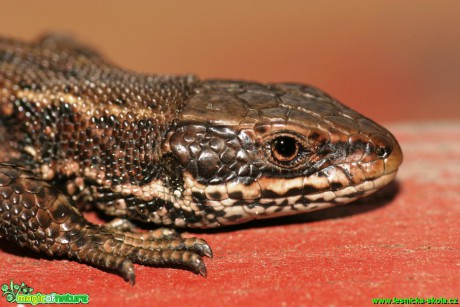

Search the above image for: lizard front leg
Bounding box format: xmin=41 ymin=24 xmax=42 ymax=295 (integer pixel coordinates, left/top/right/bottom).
xmin=0 ymin=163 xmax=212 ymax=284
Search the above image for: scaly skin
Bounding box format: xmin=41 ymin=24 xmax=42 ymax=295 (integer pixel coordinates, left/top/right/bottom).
xmin=0 ymin=35 xmax=403 ymax=283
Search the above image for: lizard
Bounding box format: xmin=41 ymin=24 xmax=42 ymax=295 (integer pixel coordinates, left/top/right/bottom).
xmin=0 ymin=34 xmax=403 ymax=284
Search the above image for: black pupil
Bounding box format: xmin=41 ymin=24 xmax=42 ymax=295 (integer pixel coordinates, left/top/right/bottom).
xmin=273 ymin=137 xmax=297 ymax=159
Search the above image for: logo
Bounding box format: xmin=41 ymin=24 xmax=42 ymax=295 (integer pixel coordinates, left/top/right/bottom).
xmin=1 ymin=280 xmax=89 ymax=305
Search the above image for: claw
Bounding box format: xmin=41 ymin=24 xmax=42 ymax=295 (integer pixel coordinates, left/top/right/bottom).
xmin=188 ymin=253 xmax=208 ymax=277
xmin=197 ymin=261 xmax=207 ymax=278
xmin=201 ymin=244 xmax=213 ymax=259
xmin=121 ymin=260 xmax=136 ymax=285
xmin=185 ymin=238 xmax=213 ymax=258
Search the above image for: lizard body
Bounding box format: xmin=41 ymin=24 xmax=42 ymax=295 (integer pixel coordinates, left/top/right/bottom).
xmin=0 ymin=35 xmax=403 ymax=283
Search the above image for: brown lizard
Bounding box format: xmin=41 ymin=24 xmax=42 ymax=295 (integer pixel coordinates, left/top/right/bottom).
xmin=0 ymin=35 xmax=403 ymax=284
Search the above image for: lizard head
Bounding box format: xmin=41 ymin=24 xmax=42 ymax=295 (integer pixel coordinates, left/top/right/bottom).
xmin=162 ymin=80 xmax=403 ymax=227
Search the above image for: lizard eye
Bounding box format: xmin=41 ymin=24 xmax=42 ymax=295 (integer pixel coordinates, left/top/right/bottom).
xmin=265 ymin=134 xmax=309 ymax=168
xmin=271 ymin=136 xmax=299 ymax=162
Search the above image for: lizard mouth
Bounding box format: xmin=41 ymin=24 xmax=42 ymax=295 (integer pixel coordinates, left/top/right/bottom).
xmin=200 ymin=168 xmax=399 ymax=226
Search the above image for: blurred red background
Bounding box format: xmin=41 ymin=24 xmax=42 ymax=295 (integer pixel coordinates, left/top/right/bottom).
xmin=1 ymin=1 xmax=459 ymax=123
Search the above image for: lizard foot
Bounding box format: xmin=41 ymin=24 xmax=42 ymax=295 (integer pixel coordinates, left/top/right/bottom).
xmin=76 ymin=224 xmax=212 ymax=284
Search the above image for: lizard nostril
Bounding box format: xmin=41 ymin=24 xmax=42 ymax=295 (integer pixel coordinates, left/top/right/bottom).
xmin=376 ymin=146 xmax=390 ymax=159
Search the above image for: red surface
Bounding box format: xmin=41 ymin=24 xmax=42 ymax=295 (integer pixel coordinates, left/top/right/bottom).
xmin=1 ymin=121 xmax=459 ymax=306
